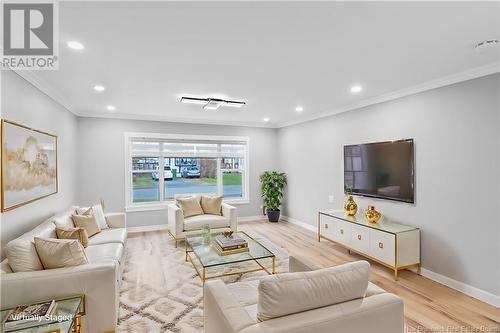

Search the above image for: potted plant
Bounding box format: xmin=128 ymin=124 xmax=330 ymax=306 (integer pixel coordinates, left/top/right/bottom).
xmin=260 ymin=171 xmax=287 ymax=222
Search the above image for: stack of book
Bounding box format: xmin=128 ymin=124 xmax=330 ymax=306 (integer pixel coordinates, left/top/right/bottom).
xmin=213 ymin=234 xmax=249 ymax=256
xmin=3 ymin=300 xmax=58 ymax=331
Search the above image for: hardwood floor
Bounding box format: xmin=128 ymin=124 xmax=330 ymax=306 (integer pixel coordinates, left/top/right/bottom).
xmin=238 ymin=219 xmax=500 ymax=332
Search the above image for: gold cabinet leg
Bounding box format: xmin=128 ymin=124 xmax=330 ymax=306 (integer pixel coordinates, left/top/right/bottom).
xmin=417 ymin=264 xmax=422 ymax=275
xmin=202 ymin=268 xmax=206 ymax=285
xmin=394 ymin=268 xmax=398 ymax=281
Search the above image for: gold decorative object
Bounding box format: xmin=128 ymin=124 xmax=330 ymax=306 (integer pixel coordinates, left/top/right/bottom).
xmin=365 ymin=205 xmax=381 ymax=224
xmin=344 ymin=195 xmax=358 ymax=216
xmin=222 ymin=230 xmax=234 ymax=238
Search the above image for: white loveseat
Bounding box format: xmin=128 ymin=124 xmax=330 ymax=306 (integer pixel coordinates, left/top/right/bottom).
xmin=0 ymin=207 xmax=127 ymax=333
xmin=204 ymin=256 xmax=405 ymax=333
xmin=167 ymin=195 xmax=237 ymax=246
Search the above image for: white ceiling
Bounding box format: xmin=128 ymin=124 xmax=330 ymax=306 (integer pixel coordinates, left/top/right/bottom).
xmin=26 ymin=1 xmax=500 ymax=127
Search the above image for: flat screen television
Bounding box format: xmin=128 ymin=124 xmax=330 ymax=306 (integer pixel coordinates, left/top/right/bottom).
xmin=344 ymin=139 xmax=415 ymax=203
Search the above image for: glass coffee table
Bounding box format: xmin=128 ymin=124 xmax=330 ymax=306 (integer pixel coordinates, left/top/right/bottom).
xmin=185 ymin=231 xmax=276 ymax=284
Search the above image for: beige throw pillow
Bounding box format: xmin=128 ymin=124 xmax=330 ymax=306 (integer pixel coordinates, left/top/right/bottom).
xmin=257 ymin=260 xmax=370 ymax=321
xmin=76 ymin=204 xmax=108 ymax=230
xmin=71 ymin=212 xmax=100 ymax=237
xmin=176 ymin=196 xmax=204 ymax=218
xmin=34 ymin=237 xmax=88 ymax=269
xmin=201 ymin=195 xmax=222 ymax=215
xmin=56 ymin=227 xmax=89 ymax=248
xmin=5 ymin=238 xmax=44 ymax=272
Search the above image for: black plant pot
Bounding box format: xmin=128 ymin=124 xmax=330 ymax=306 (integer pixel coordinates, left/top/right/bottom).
xmin=266 ymin=209 xmax=281 ymax=223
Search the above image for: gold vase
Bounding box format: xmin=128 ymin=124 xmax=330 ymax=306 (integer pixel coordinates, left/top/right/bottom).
xmin=344 ymin=196 xmax=358 ymax=216
xmin=365 ymin=205 xmax=381 ymax=224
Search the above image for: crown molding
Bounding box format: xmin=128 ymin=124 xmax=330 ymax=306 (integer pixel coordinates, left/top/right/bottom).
xmin=12 ymin=62 xmax=499 ymax=129
xmin=12 ymin=69 xmax=78 ymax=116
xmin=79 ymin=110 xmax=277 ymax=128
xmin=278 ymin=62 xmax=500 ymax=128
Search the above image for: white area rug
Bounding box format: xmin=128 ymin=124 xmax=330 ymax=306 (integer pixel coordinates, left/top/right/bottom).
xmin=117 ymin=231 xmax=289 ymax=332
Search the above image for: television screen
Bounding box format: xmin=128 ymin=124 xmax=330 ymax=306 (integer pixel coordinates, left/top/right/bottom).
xmin=344 ymin=139 xmax=414 ymax=203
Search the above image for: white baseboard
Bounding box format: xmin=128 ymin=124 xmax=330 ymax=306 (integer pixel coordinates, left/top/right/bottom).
xmin=127 ymin=224 xmax=168 ymax=233
xmin=420 ymin=268 xmax=500 ymax=308
xmin=281 ymin=215 xmax=317 ymax=233
xmin=239 ymin=215 xmax=267 ymax=222
xmin=281 ymin=215 xmax=500 ymax=308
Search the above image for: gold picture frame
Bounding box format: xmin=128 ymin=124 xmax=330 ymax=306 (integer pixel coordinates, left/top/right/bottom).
xmin=1 ymin=119 xmax=58 ymax=212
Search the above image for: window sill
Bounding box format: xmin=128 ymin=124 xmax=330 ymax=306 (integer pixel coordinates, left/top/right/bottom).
xmin=223 ymin=199 xmax=250 ymax=205
xmin=126 ymin=203 xmax=168 ymax=213
xmin=126 ymin=198 xmax=250 ymax=213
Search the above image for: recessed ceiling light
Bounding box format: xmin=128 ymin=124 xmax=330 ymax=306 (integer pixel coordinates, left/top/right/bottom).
xmin=350 ymin=85 xmax=362 ymax=94
xmin=93 ymin=85 xmax=105 ymax=92
xmin=263 ymin=117 xmax=270 ymax=122
xmin=106 ymin=105 xmax=116 ymax=111
xmin=67 ymin=41 xmax=84 ymax=50
xmin=295 ymin=106 xmax=303 ymax=112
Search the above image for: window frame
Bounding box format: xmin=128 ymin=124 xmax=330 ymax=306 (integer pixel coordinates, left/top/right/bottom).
xmin=124 ymin=132 xmax=250 ymax=212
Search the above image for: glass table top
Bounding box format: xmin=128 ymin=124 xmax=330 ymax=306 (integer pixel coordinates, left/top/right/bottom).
xmin=186 ymin=231 xmax=275 ymax=268
xmin=320 ymin=209 xmax=419 ymax=234
xmin=0 ymin=296 xmax=82 ymax=333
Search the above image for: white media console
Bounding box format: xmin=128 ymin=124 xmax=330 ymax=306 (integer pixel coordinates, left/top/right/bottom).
xmin=318 ymin=209 xmax=420 ymax=279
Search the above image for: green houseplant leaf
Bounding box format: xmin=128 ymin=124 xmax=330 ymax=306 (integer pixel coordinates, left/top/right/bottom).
xmin=260 ymin=171 xmax=287 ymax=211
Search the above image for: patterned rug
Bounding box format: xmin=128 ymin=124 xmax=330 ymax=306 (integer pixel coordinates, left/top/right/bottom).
xmin=117 ymin=230 xmax=289 ymax=333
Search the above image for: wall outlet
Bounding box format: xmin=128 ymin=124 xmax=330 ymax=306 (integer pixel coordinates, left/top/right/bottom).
xmin=328 ymin=195 xmax=334 ymax=203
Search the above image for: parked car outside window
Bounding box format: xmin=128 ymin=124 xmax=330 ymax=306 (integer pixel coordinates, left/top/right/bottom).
xmin=152 ymin=166 xmax=173 ymax=181
xmin=181 ymin=166 xmax=201 ymax=178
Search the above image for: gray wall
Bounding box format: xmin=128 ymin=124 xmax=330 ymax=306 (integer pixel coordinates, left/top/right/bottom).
xmin=76 ymin=117 xmax=278 ymax=227
xmin=277 ymin=73 xmax=500 ymax=296
xmin=2 ymin=68 xmax=498 ymax=297
xmin=0 ymin=71 xmax=78 ymax=257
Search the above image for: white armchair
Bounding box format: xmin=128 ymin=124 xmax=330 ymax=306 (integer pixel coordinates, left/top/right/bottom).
xmin=167 ymin=199 xmax=237 ymax=247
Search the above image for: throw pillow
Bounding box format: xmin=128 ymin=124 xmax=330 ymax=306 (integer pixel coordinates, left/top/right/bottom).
xmin=5 ymin=238 xmax=44 ymax=272
xmin=34 ymin=237 xmax=88 ymax=269
xmin=200 ymin=195 xmax=222 ymax=215
xmin=51 ymin=210 xmax=76 ymax=229
xmin=56 ymin=227 xmax=89 ymax=248
xmin=176 ymin=196 xmax=204 ymax=218
xmin=92 ymin=204 xmax=108 ymax=229
xmin=71 ymin=213 xmax=100 ymax=237
xmin=257 ymin=260 xmax=370 ymax=321
xmin=76 ymin=204 xmax=108 ymax=229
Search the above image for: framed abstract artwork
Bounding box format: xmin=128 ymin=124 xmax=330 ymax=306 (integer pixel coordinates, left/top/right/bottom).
xmin=1 ymin=120 xmax=58 ymax=212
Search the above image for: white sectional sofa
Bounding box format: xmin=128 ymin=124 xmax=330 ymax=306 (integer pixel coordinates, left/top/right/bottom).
xmin=0 ymin=207 xmax=127 ymax=333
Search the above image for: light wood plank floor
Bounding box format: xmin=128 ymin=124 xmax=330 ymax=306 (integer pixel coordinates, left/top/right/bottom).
xmin=237 ymin=219 xmax=500 ymax=332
